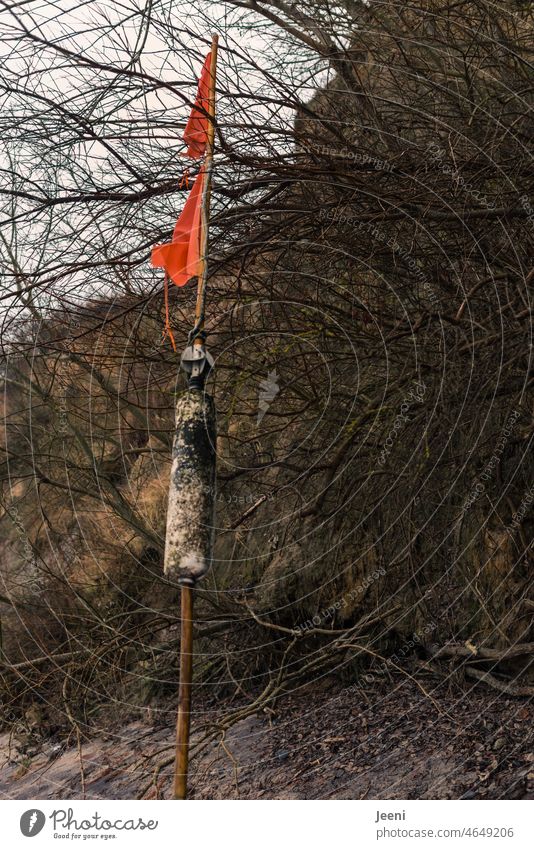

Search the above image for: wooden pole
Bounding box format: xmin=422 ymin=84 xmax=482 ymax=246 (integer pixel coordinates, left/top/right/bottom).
xmin=173 ymin=33 xmax=218 ymax=802
xmin=174 ymin=584 xmax=193 ymax=800
xmin=194 ymin=33 xmax=218 ymax=342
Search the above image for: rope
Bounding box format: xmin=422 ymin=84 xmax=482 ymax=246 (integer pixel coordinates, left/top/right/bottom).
xmin=179 ymin=168 xmax=190 ymax=190
xmin=162 ymin=271 xmax=177 ymax=351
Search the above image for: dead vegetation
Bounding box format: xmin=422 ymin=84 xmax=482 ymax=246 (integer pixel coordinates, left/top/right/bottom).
xmin=0 ymin=1 xmax=533 ymax=788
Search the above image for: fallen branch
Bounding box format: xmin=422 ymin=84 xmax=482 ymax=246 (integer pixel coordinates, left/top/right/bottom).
xmin=466 ymin=667 xmax=534 ymax=697
xmin=0 ymin=650 xmax=86 ymax=672
xmin=431 ymin=642 xmax=534 ymax=662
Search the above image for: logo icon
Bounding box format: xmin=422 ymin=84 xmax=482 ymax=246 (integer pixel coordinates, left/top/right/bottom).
xmin=20 ymin=809 xmax=46 ymax=837
xmin=257 ymin=370 xmax=279 ymax=425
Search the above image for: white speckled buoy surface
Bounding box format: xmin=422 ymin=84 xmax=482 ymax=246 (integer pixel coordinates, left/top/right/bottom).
xmin=164 ymin=389 xmax=217 ymax=585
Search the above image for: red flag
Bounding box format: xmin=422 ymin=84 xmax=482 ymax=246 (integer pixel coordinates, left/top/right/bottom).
xmin=183 ymin=51 xmax=212 ymax=159
xmin=152 ymin=49 xmax=214 ymax=348
xmin=151 ymin=167 xmax=205 ymax=287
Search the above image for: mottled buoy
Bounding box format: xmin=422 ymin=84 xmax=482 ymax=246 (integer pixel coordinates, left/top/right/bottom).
xmin=164 ymin=389 xmax=217 ymax=586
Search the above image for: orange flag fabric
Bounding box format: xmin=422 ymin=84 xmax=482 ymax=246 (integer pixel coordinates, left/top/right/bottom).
xmin=151 ymin=167 xmax=205 ymax=287
xmin=183 ymin=51 xmax=212 ymax=159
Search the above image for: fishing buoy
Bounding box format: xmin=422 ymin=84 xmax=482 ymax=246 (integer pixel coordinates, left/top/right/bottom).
xmin=164 ymin=388 xmax=217 ymax=586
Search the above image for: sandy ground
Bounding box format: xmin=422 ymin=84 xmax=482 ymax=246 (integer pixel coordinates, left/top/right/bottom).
xmin=1 ymin=674 xmax=533 ymax=800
